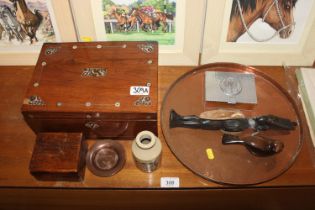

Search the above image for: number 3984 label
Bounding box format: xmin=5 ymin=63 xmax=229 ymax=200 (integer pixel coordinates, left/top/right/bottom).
xmin=160 ymin=177 xmax=180 ymax=188
xmin=130 ymin=86 xmax=150 ymax=95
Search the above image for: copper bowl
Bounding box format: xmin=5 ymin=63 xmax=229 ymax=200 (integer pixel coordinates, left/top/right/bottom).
xmin=86 ymin=140 xmax=125 ymax=177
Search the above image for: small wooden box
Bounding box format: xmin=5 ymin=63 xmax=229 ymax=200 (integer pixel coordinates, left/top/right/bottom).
xmin=21 ymin=41 xmax=158 ymax=139
xmin=29 ymin=132 xmax=87 ymax=181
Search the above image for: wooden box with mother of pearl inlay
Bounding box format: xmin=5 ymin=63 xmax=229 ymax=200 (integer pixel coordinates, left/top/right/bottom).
xmin=21 ymin=41 xmax=158 ymax=139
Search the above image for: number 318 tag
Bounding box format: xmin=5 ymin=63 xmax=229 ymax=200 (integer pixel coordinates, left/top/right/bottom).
xmin=160 ymin=177 xmax=180 ymax=188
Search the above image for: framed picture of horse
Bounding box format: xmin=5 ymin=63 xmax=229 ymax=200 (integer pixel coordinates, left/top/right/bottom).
xmin=70 ymin=0 xmax=206 ymax=65
xmin=0 ymin=0 xmax=76 ymax=65
xmin=201 ymin=0 xmax=315 ymax=66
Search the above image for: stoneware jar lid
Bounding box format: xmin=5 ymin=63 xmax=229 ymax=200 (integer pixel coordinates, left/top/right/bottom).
xmin=132 ymin=131 xmax=161 ymax=163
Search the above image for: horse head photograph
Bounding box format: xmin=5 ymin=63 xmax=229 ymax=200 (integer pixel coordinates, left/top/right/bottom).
xmin=227 ymin=0 xmax=299 ymax=42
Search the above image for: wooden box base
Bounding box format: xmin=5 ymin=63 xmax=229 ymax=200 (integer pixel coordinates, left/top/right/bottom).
xmin=29 ymin=132 xmax=87 ymax=181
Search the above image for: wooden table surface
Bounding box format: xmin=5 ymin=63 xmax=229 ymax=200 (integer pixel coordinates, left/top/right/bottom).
xmin=1 ymin=65 xmax=315 ymax=209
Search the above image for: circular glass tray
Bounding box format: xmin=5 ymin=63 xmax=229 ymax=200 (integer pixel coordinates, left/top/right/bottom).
xmin=161 ymin=63 xmax=303 ymax=185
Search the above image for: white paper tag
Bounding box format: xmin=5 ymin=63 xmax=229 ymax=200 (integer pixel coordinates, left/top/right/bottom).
xmin=160 ymin=177 xmax=180 ymax=188
xmin=130 ymin=86 xmax=150 ymax=95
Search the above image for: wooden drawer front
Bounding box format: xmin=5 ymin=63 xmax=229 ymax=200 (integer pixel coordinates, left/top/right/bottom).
xmin=23 ymin=112 xmax=157 ymax=120
xmin=24 ymin=118 xmax=157 ymax=139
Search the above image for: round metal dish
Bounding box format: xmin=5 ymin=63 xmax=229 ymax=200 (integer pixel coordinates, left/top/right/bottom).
xmin=161 ymin=63 xmax=304 ymax=185
xmin=86 ymin=140 xmax=125 ymax=177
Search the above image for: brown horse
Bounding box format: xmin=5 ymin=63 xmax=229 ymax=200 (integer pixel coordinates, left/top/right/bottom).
xmin=126 ymin=15 xmax=137 ymax=31
xmin=227 ymin=0 xmax=297 ymax=42
xmin=154 ymin=12 xmax=173 ymax=32
xmin=10 ymin=0 xmax=43 ymax=44
xmin=130 ymin=8 xmax=154 ymax=32
xmin=110 ymin=7 xmax=128 ymax=32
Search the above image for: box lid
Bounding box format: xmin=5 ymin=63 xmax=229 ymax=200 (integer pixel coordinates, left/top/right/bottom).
xmin=29 ymin=132 xmax=86 ymax=181
xmin=22 ymin=41 xmax=158 ymax=114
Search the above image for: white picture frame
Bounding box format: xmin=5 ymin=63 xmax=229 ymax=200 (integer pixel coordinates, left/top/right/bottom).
xmin=70 ymin=0 xmax=206 ymax=66
xmin=201 ymin=0 xmax=315 ymax=66
xmin=0 ymin=0 xmax=77 ymax=65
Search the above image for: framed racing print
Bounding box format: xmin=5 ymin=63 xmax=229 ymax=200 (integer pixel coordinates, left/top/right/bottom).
xmin=70 ymin=0 xmax=206 ymax=65
xmin=0 ymin=0 xmax=76 ymax=65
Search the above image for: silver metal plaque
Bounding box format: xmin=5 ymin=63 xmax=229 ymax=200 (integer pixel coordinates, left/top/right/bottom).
xmin=205 ymin=71 xmax=257 ymax=104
